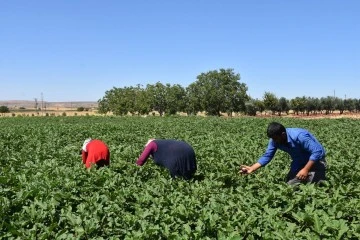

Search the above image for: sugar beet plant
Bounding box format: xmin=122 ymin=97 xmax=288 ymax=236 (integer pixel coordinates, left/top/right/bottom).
xmin=0 ymin=116 xmax=359 ymax=239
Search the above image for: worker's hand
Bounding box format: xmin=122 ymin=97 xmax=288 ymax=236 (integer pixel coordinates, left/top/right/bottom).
xmin=239 ymin=165 xmax=253 ymax=175
xmin=296 ymin=168 xmax=309 ymax=180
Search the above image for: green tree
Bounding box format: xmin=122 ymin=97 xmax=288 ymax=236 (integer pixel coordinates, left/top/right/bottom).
xmin=290 ymin=97 xmax=306 ymax=115
xmin=190 ymin=68 xmax=248 ymax=116
xmin=320 ymin=96 xmax=335 ymax=115
xmin=112 ymin=87 xmax=133 ymax=115
xmin=313 ymin=97 xmax=322 ymax=114
xmin=263 ymin=92 xmax=278 ymax=115
xmin=133 ymin=85 xmax=152 ymax=115
xmin=334 ymin=97 xmax=345 ymax=114
xmin=97 ymin=87 xmax=132 ymax=115
xmin=165 ymin=84 xmax=186 ymax=115
xmin=344 ymin=98 xmax=356 ymax=113
xmin=304 ymin=97 xmax=316 ymax=116
xmin=147 ymin=82 xmax=167 ymax=116
xmin=356 ymin=99 xmax=360 ymax=112
xmin=185 ymin=83 xmax=202 ymax=115
xmin=98 ymin=96 xmax=110 ymax=114
xmin=0 ymin=105 xmax=10 ymax=116
xmin=245 ymin=101 xmax=258 ymax=116
xmin=254 ymin=99 xmax=265 ymax=115
xmin=277 ymin=97 xmax=290 ymax=116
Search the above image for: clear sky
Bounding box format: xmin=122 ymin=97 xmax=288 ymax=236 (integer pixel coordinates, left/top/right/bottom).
xmin=1 ymin=0 xmax=359 ymax=102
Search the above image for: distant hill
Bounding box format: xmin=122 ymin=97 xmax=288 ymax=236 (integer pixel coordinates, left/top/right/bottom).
xmin=0 ymin=100 xmax=98 ymax=109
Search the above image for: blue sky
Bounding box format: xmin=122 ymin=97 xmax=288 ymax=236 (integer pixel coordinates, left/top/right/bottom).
xmin=1 ymin=0 xmax=359 ymax=102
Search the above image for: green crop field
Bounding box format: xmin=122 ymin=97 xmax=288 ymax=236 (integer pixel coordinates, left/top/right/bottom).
xmin=1 ymin=116 xmax=359 ymax=239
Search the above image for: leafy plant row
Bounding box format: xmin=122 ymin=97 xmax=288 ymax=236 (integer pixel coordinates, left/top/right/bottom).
xmin=0 ymin=116 xmax=359 ymax=239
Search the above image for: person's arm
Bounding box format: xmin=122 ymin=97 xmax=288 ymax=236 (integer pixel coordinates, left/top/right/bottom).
xmin=296 ymin=160 xmax=316 ymax=180
xmin=299 ymin=132 xmax=325 ymax=162
xmin=240 ymin=140 xmax=277 ymax=175
xmin=240 ymin=162 xmax=262 ymax=174
xmin=297 ymin=132 xmax=325 ymax=179
xmin=136 ymin=141 xmax=157 ymax=166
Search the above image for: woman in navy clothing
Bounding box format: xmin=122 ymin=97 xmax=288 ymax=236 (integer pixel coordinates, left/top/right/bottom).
xmin=136 ymin=139 xmax=197 ymax=180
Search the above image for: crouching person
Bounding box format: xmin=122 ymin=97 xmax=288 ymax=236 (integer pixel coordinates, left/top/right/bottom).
xmin=136 ymin=139 xmax=197 ymax=180
xmin=80 ymin=138 xmax=110 ymax=169
xmin=240 ymin=122 xmax=326 ymax=186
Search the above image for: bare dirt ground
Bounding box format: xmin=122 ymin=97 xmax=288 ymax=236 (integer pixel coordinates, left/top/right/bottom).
xmin=219 ymin=110 xmax=360 ymax=119
xmin=279 ymin=111 xmax=360 ymax=120
xmin=285 ymin=114 xmax=360 ymax=119
xmin=1 ymin=109 xmax=100 ymax=117
xmin=0 ymin=100 xmax=100 ymax=117
xmin=0 ymin=100 xmax=98 ymax=109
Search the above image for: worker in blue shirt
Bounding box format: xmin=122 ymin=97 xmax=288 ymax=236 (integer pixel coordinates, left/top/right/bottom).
xmin=240 ymin=122 xmax=326 ymax=185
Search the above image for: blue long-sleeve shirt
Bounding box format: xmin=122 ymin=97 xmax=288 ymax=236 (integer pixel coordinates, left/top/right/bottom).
xmin=258 ymin=128 xmax=326 ymax=173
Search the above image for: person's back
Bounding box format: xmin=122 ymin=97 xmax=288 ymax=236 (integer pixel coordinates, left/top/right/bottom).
xmin=153 ymin=140 xmax=195 ymax=165
xmin=82 ymin=139 xmax=110 ymax=169
xmin=274 ymin=128 xmax=326 ymax=173
xmin=87 ymin=140 xmax=109 ymax=160
xmin=137 ymin=139 xmax=197 ymax=179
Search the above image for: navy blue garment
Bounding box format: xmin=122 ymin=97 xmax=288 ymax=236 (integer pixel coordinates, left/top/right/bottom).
xmin=152 ymin=140 xmax=197 ymax=179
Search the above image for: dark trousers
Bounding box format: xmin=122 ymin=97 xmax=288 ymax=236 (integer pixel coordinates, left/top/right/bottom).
xmin=96 ymin=159 xmax=110 ymax=169
xmin=286 ymin=160 xmax=326 ymax=186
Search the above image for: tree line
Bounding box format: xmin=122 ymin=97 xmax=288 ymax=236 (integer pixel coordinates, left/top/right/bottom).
xmin=96 ymin=68 xmax=360 ymax=116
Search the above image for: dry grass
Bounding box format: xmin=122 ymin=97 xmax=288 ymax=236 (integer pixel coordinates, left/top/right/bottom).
xmin=2 ymin=109 xmax=100 ymax=117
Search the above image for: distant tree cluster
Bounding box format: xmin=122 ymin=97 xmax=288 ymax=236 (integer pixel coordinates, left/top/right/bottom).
xmin=97 ymin=68 xmax=360 ymax=116
xmin=0 ymin=106 xmax=10 ymax=116
xmin=98 ymin=69 xmax=250 ymax=116
xmin=76 ymin=107 xmax=89 ymax=112
xmin=245 ymin=93 xmax=360 ymax=116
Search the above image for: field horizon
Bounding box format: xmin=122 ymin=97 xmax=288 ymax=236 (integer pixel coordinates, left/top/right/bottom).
xmin=0 ymin=100 xmax=98 ymax=109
